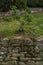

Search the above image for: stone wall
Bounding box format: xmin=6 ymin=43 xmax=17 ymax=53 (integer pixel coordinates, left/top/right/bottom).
xmin=31 ymin=8 xmax=43 ymax=13
xmin=0 ymin=36 xmax=43 ymax=65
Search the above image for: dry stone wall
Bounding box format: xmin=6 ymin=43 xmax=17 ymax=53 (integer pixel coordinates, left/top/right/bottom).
xmin=0 ymin=36 xmax=43 ymax=65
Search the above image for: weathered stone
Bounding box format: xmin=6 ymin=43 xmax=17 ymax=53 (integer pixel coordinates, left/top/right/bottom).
xmin=0 ymin=56 xmax=3 ymax=61
xmin=1 ymin=38 xmax=9 ymax=47
xmin=36 ymin=36 xmax=43 ymax=42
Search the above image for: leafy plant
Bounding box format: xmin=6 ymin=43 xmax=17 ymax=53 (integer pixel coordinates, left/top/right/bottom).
xmin=11 ymin=6 xmax=21 ymax=20
xmin=25 ymin=7 xmax=31 ymax=14
xmin=11 ymin=6 xmax=17 ymax=14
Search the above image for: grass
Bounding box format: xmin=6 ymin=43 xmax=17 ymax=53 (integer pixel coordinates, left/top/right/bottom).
xmin=0 ymin=20 xmax=20 ymax=38
xmin=0 ymin=12 xmax=43 ymax=38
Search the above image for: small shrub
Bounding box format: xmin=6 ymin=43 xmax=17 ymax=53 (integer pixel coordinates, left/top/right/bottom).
xmin=25 ymin=7 xmax=31 ymax=14
xmin=23 ymin=8 xmax=33 ymax=23
xmin=11 ymin=6 xmax=17 ymax=15
xmin=23 ymin=13 xmax=32 ymax=23
xmin=11 ymin=6 xmax=21 ymax=20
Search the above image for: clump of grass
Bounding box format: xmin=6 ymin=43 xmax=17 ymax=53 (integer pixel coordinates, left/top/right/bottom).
xmin=2 ymin=17 xmax=12 ymax=22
